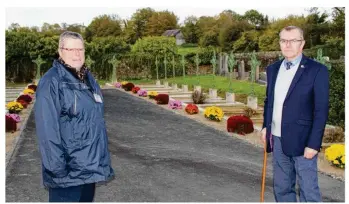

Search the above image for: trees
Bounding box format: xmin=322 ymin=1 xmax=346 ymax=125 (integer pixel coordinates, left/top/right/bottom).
xmin=145 ymin=11 xmax=179 ymax=36
xmin=124 ymin=7 xmax=155 ymax=44
xmin=181 ymin=16 xmax=199 ymax=44
xmin=85 ymin=14 xmax=123 ymax=41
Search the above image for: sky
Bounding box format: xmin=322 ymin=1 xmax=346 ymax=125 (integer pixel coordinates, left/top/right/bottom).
xmin=5 ymin=7 xmax=333 ymax=29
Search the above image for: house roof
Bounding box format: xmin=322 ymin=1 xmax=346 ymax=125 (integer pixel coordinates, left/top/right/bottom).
xmin=162 ymin=29 xmax=181 ymax=37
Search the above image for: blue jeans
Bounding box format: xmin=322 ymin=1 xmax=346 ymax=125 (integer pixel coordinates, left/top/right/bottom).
xmin=49 ymin=183 xmax=95 ymax=202
xmin=272 ymin=136 xmax=321 ymax=202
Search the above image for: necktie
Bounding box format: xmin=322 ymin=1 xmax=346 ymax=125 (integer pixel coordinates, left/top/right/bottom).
xmin=286 ymin=62 xmax=293 ymax=70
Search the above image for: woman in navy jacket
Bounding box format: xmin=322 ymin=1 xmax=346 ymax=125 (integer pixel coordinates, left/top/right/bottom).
xmin=34 ymin=31 xmax=114 ymax=202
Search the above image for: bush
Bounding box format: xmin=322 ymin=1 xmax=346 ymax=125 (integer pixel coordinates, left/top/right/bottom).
xmin=227 ymin=115 xmax=254 ymax=135
xmin=328 ymin=60 xmax=344 ymax=130
xmin=122 ymin=82 xmax=135 ymax=91
xmin=192 ymin=90 xmax=207 ymax=104
xmin=155 ymin=94 xmax=169 ymax=104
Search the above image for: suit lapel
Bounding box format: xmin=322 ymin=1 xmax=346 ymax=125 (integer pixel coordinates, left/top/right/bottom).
xmin=284 ymin=54 xmax=308 ymax=100
xmin=270 ymin=60 xmax=283 ymax=101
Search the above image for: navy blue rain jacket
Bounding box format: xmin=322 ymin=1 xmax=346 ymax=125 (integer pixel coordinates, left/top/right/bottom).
xmin=34 ymin=60 xmax=114 ymax=188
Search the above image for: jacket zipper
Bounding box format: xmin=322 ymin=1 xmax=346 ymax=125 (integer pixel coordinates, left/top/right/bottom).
xmin=74 ymin=91 xmax=77 ymax=115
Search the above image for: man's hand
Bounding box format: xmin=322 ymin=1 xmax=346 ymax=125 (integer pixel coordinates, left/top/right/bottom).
xmin=260 ymin=128 xmax=266 ymax=144
xmin=304 ymin=147 xmax=318 ymax=159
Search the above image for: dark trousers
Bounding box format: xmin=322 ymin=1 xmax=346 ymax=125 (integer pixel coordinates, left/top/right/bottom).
xmin=272 ymin=136 xmax=321 ymax=202
xmin=49 ymin=183 xmax=96 ymax=202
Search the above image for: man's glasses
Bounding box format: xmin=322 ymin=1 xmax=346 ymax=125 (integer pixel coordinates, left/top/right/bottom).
xmin=279 ymin=39 xmax=303 ymax=45
xmin=60 ymin=47 xmax=85 ymax=52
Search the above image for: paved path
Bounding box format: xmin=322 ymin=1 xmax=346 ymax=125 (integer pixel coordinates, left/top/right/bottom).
xmin=6 ymin=89 xmax=345 ymax=202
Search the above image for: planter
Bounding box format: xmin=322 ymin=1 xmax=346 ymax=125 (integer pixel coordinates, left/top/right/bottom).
xmin=156 ymin=80 xmax=161 ymax=86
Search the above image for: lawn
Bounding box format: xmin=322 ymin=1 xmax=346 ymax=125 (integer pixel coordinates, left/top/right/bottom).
xmin=105 ymin=75 xmax=267 ymax=106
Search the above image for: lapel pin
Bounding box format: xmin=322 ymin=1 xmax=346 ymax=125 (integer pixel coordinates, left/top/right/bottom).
xmin=301 ymin=65 xmax=305 ymax=68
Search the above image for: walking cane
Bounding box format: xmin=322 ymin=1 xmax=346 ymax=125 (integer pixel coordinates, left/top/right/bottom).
xmin=260 ymin=138 xmax=267 ymax=202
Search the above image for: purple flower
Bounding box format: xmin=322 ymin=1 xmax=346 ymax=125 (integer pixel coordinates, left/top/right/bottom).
xmin=168 ymin=99 xmax=182 ymax=109
xmin=137 ymin=89 xmax=147 ymax=97
xmin=115 ymin=82 xmax=122 ymax=88
xmin=6 ymin=113 xmax=21 ymax=123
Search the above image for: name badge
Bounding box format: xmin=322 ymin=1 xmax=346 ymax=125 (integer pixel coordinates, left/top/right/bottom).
xmin=93 ymin=93 xmax=103 ymax=103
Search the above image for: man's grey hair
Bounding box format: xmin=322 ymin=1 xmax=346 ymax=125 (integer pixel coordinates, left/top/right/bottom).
xmin=279 ymin=26 xmax=304 ymax=40
xmin=58 ymin=31 xmax=84 ymax=49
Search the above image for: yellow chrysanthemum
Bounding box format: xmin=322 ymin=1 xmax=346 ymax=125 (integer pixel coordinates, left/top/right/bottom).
xmin=204 ymin=106 xmax=224 ymax=121
xmin=341 ymin=155 xmax=345 ymax=164
xmin=148 ymin=91 xmax=158 ymax=96
xmin=23 ymin=88 xmax=35 ymax=95
xmin=6 ymin=101 xmax=24 ymax=110
xmin=121 ymin=81 xmax=128 ymax=85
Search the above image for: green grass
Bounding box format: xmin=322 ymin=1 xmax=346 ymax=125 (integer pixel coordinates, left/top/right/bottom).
xmin=177 ymin=46 xmax=200 ymax=56
xmin=6 ymin=82 xmax=29 ymax=87
xmin=96 ymin=76 xmax=266 ymax=106
xmin=166 ymin=75 xmax=266 ymax=106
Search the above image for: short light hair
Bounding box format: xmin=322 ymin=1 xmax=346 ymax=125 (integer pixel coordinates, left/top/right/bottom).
xmin=279 ymin=26 xmax=304 ymax=40
xmin=58 ymin=31 xmax=84 ymax=49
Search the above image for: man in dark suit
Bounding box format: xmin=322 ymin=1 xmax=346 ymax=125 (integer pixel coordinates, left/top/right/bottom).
xmin=260 ymin=26 xmax=329 ymax=202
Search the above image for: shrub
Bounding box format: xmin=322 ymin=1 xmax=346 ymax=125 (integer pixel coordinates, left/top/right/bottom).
xmin=227 ymin=115 xmax=254 ymax=135
xmin=155 ymin=94 xmax=169 ymax=104
xmin=192 ymin=90 xmax=207 ymax=104
xmin=243 ymin=107 xmax=257 ymax=118
xmin=328 ymin=60 xmax=345 ymax=130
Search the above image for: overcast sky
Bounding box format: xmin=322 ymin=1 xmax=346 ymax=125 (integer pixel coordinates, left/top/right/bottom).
xmin=5 ymin=7 xmax=332 ymax=28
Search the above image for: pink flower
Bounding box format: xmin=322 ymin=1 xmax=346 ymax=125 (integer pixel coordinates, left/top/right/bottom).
xmin=114 ymin=82 xmax=122 ymax=88
xmin=168 ymin=99 xmax=182 ymax=109
xmin=137 ymin=89 xmax=147 ymax=97
xmin=6 ymin=113 xmax=21 ymax=123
